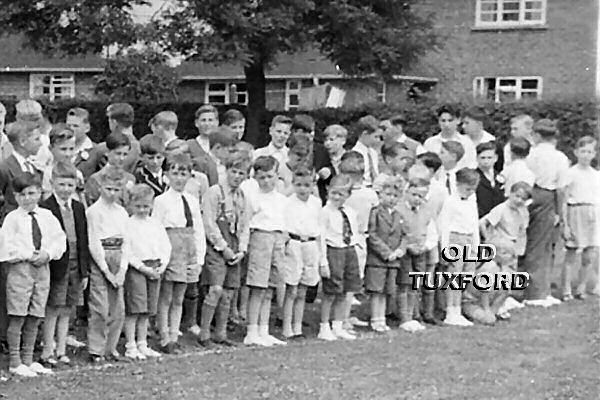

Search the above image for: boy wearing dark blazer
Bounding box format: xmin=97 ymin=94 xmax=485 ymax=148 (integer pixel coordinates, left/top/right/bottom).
xmin=475 ymin=142 xmax=505 ymax=217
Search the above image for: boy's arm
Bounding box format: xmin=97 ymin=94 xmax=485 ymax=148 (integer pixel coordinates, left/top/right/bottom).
xmin=437 ymin=200 xmax=451 ymax=249
xmin=191 ymin=197 xmax=206 ymax=266
xmin=117 ymin=211 xmax=130 ymax=279
xmin=238 ymin=195 xmax=251 ymax=254
xmin=201 ymin=188 xmax=229 ymax=252
xmin=156 ymin=221 xmax=172 ymax=275
xmin=86 ymin=209 xmax=110 ymax=274
xmin=318 ymin=208 xmax=329 ymax=267
xmin=424 ymin=217 xmax=438 ymax=250
xmin=43 ymin=212 xmax=67 ymax=261
xmin=84 ymin=175 xmax=101 ymax=207
xmin=367 ymin=208 xmax=394 ymax=261
xmin=0 ymin=214 xmax=34 ymax=262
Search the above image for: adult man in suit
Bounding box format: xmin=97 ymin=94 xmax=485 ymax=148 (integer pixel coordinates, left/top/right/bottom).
xmin=0 ymin=120 xmax=44 ymax=352
xmin=186 ymin=104 xmax=219 ymax=186
xmin=475 ymin=141 xmax=505 ymax=217
xmin=78 ymin=103 xmax=141 ymax=178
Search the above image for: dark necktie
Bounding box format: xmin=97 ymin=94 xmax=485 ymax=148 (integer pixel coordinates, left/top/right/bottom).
xmin=367 ymin=151 xmax=376 ymax=184
xmin=29 ymin=211 xmax=42 ymax=251
xmin=446 ymin=172 xmax=452 ymax=194
xmin=339 ymin=207 xmax=353 ymax=245
xmin=182 ymin=195 xmax=194 ymax=228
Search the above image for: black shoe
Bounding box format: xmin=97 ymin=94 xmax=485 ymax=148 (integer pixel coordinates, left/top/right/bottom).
xmin=39 ymin=357 xmax=58 ymax=368
xmin=159 ymin=343 xmax=176 ymax=354
xmin=291 ymin=333 xmax=306 ymax=340
xmin=198 ymin=339 xmax=215 ymax=349
xmin=274 ymin=318 xmax=283 ymax=328
xmin=88 ymin=354 xmax=105 ymax=364
xmin=106 ymin=353 xmax=127 ymax=363
xmin=0 ymin=340 xmax=8 ymax=355
xmin=212 ymin=338 xmax=236 ymax=347
xmin=422 ymin=316 xmax=443 ymax=326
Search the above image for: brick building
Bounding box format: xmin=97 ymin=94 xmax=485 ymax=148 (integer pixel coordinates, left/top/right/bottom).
xmin=0 ymin=0 xmax=597 ymax=109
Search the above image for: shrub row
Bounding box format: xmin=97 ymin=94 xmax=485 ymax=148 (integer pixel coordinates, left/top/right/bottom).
xmin=0 ymin=98 xmax=597 ymax=161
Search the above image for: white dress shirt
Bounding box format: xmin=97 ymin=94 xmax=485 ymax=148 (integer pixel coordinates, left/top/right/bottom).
xmin=564 ymin=165 xmax=600 ymax=205
xmin=196 ymin=135 xmax=210 ymax=153
xmin=241 ymin=179 xmax=288 ymax=231
xmin=526 ymin=142 xmax=570 ymax=190
xmin=126 ymin=215 xmax=172 ymax=273
xmin=352 ymin=141 xmax=380 ymax=187
xmin=468 ymin=130 xmax=495 ymax=147
xmin=423 ymin=132 xmax=477 ymax=169
xmin=500 ymin=159 xmax=536 ymax=196
xmin=86 ymin=197 xmax=130 ymax=273
xmin=152 ymin=188 xmax=206 ymax=266
xmin=320 ymin=203 xmax=360 ymax=250
xmin=285 ymin=194 xmax=322 ymax=237
xmin=0 ymin=206 xmax=66 ymax=262
xmin=438 ymin=193 xmax=480 ymax=249
xmin=344 ymin=185 xmax=379 ymax=236
xmin=254 ymin=142 xmax=289 ymax=167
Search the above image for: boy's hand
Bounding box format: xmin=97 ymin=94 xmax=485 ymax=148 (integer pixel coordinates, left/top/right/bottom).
xmin=317 ymin=167 xmax=331 ymax=180
xmin=393 ymin=248 xmax=407 ymax=259
xmin=222 ymin=247 xmax=236 ymax=262
xmin=319 ymin=263 xmax=330 ymax=279
xmin=386 ymin=253 xmax=397 ymax=262
xmin=562 ymin=226 xmax=574 ymax=243
xmin=228 ymin=252 xmax=245 ymax=266
xmin=80 ymin=278 xmax=89 ymax=291
xmin=31 ymin=250 xmax=50 ymax=267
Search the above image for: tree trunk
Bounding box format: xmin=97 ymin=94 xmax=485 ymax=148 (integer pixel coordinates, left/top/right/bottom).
xmin=244 ymin=60 xmax=266 ymax=147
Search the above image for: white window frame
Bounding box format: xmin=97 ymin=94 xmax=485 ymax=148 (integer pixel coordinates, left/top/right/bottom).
xmin=377 ymin=82 xmax=387 ymax=103
xmin=473 ymin=76 xmax=543 ymax=102
xmin=29 ymin=73 xmax=75 ymax=101
xmin=285 ymin=80 xmax=302 ymax=111
xmin=204 ymin=82 xmax=248 ymax=105
xmin=475 ymin=0 xmax=546 ymax=28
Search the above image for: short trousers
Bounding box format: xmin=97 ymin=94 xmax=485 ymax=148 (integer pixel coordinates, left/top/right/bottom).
xmin=201 ymin=245 xmax=241 ymax=289
xmin=47 ymin=259 xmax=84 ymax=307
xmin=364 ymin=266 xmax=397 ymax=294
xmin=397 ymin=253 xmax=426 ymax=286
xmin=164 ymin=227 xmax=199 ymax=283
xmin=124 ymin=263 xmax=160 ymax=315
xmin=443 ymin=232 xmax=476 ymax=274
xmin=566 ymin=204 xmax=598 ymax=249
xmin=246 ymin=230 xmax=286 ymax=289
xmin=282 ymin=239 xmax=320 ymax=287
xmin=322 ymin=246 xmax=362 ymax=295
xmin=6 ymin=261 xmax=50 ymax=318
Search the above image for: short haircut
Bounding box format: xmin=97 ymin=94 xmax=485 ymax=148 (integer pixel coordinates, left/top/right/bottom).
xmin=339 ymin=151 xmax=364 ymax=174
xmin=105 ymin=132 xmax=131 ymax=151
xmin=575 ymin=135 xmax=597 ymax=149
xmin=289 ymin=141 xmax=311 ymax=158
xmin=235 ymin=141 xmax=254 ymax=158
xmin=407 ymin=177 xmax=430 ymax=189
xmin=106 ymin=103 xmax=134 ymax=128
xmin=67 ymin=107 xmax=90 ymax=124
xmin=15 ymin=99 xmax=43 ymax=122
xmin=356 ymin=115 xmax=379 ymax=135
xmin=390 ymin=114 xmax=407 ymax=126
xmin=149 ymin=111 xmax=177 ymax=127
xmin=533 ymin=119 xmax=558 ymax=138
xmin=510 ymin=137 xmax=531 ymax=158
xmin=291 ymin=114 xmax=315 ymax=132
xmin=222 ymin=109 xmax=245 ymax=126
xmin=51 ymin=160 xmax=78 ymax=180
xmin=5 ymin=120 xmax=39 ymax=145
xmin=139 ymin=134 xmax=165 ymax=155
xmin=437 ymin=104 xmax=460 ymax=118
xmin=209 ymin=126 xmax=238 ymax=149
xmin=441 ymin=140 xmax=465 ymax=161
xmin=510 ymin=181 xmax=533 ymax=198
xmin=456 ymin=167 xmax=480 ymax=186
xmin=271 ymin=115 xmax=293 ymax=127
xmin=167 ymin=152 xmax=193 ymax=172
xmin=13 ymin=172 xmax=42 ymax=193
xmin=380 ymin=176 xmax=404 ymax=193
xmin=417 ymin=152 xmax=442 ymax=173
xmin=253 ymin=155 xmax=278 ymax=173
xmin=463 ymin=106 xmax=486 ymax=122
xmin=329 ymin=174 xmax=353 ymax=193
xmin=225 ymin=154 xmax=252 ymax=172
xmin=99 ymin=165 xmax=125 ymax=185
xmin=381 ymin=141 xmax=409 ymax=160
xmin=511 ymin=114 xmax=534 ymax=129
xmin=194 ymin=104 xmax=218 ymax=120
xmin=292 ymin=168 xmax=314 ymax=182
xmin=323 ymin=124 xmax=348 ymax=140
xmin=49 ymin=123 xmax=75 ymax=147
xmin=129 ymin=184 xmax=155 ymax=203
xmin=288 ymin=131 xmax=312 ymax=149
xmin=407 ymin=164 xmax=432 ymax=182
xmin=476 ymin=141 xmax=496 ymax=155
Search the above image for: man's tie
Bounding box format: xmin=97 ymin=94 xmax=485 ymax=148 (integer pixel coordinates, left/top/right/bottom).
xmin=182 ymin=195 xmax=194 ymax=228
xmin=367 ymin=151 xmax=376 ymax=185
xmin=446 ymin=172 xmax=452 ymax=195
xmin=29 ymin=211 xmax=42 ymax=251
xmin=339 ymin=207 xmax=353 ymax=245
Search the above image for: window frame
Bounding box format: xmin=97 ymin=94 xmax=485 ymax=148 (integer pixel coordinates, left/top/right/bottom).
xmin=284 ymin=80 xmax=302 ymax=111
xmin=204 ymin=82 xmax=248 ymax=105
xmin=475 ymin=0 xmax=547 ymax=28
xmin=473 ymin=76 xmax=543 ymax=102
xmin=29 ymin=73 xmax=75 ymax=101
xmin=377 ymin=82 xmax=387 ymax=103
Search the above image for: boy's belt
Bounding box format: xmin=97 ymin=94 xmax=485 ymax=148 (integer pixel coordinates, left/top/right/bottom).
xmin=289 ymin=233 xmax=318 ymax=242
xmin=250 ymin=228 xmax=283 ymax=234
xmin=142 ymin=259 xmax=161 ymax=269
xmin=101 ymin=237 xmax=123 ymax=249
xmin=567 ymin=203 xmax=595 ymax=207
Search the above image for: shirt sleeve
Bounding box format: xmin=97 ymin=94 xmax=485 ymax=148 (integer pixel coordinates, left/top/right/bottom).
xmin=151 ymin=196 xmax=167 ymax=225
xmin=118 ymin=211 xmax=130 ymax=273
xmin=424 ymin=217 xmax=438 ymax=250
xmin=238 ymin=194 xmax=251 ymax=253
xmin=482 ymin=204 xmax=503 ymax=227
xmin=202 ymin=188 xmax=228 ymax=251
xmin=86 ymin=208 xmax=110 ymax=273
xmin=155 ymin=220 xmax=172 ymax=274
xmin=318 ymin=207 xmax=329 ymax=267
xmin=126 ymin=220 xmax=145 ymax=271
xmin=437 ymin=198 xmax=452 ymax=249
xmin=43 ymin=211 xmax=67 ymax=261
xmin=0 ymin=213 xmax=34 ymax=262
xmin=190 ymin=195 xmax=206 ymax=266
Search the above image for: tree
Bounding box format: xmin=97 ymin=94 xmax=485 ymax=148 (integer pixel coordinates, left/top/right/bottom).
xmin=0 ymin=0 xmax=437 ymax=144
xmin=95 ymin=48 xmax=180 ymax=103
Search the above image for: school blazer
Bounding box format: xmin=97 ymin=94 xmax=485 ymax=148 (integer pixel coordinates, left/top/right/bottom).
xmin=0 ymin=154 xmax=43 ymax=224
xmin=135 ymin=166 xmax=167 ymax=197
xmin=40 ymin=195 xmax=91 ymax=282
xmin=475 ymin=168 xmax=505 ymax=217
xmin=366 ymin=206 xmax=404 ymax=268
xmin=313 ymin=142 xmax=333 ymax=205
xmin=186 ymin=138 xmax=219 ymax=186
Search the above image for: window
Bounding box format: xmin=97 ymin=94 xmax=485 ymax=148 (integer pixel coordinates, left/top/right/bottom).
xmin=377 ymin=82 xmax=386 ymax=103
xmin=473 ymin=76 xmax=542 ymax=102
xmin=204 ymin=82 xmax=248 ymax=105
xmin=29 ymin=74 xmax=75 ymax=101
xmin=475 ymin=0 xmax=546 ymax=27
xmin=285 ymin=80 xmax=302 ymax=111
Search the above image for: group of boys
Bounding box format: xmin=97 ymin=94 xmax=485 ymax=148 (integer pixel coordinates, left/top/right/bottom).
xmin=0 ymin=99 xmax=597 ymax=379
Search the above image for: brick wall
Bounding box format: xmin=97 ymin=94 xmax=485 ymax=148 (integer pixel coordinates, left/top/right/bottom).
xmin=413 ymin=0 xmax=597 ymax=101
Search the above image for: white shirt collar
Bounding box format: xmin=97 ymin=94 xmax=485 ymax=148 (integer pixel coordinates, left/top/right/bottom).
xmin=267 ymin=142 xmax=287 ymax=154
xmin=12 ymin=151 xmax=30 ymax=171
xmin=196 ymin=135 xmax=210 ymax=153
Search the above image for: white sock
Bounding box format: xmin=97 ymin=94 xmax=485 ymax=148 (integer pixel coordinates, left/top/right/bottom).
xmin=331 ymin=320 xmax=343 ymax=331
xmin=258 ymin=324 xmax=270 ymax=337
xmin=246 ymin=324 xmax=258 ymax=337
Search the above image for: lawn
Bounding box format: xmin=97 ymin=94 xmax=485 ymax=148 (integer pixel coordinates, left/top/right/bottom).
xmin=0 ymin=297 xmax=597 ymax=400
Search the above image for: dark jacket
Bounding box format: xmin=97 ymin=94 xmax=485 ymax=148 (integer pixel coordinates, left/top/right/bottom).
xmin=0 ymin=154 xmax=43 ymax=224
xmin=78 ymin=136 xmax=141 ymax=179
xmin=475 ymin=168 xmax=505 ymax=217
xmin=186 ymin=138 xmax=219 ymax=186
xmin=40 ymin=195 xmax=90 ymax=282
xmin=313 ymin=142 xmax=333 ymax=205
xmin=366 ymin=205 xmax=405 ymax=268
xmin=135 ymin=166 xmax=167 ymax=197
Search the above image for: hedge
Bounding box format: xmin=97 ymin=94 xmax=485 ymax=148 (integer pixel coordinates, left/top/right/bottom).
xmin=0 ymin=98 xmax=597 ymax=161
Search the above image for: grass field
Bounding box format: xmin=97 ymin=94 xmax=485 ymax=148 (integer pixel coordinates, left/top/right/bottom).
xmin=0 ymin=296 xmax=597 ymax=400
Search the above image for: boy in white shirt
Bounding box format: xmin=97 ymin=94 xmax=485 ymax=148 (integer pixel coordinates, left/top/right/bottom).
xmin=499 ymin=137 xmax=535 ymax=196
xmin=281 ymin=169 xmax=323 ymax=339
xmin=438 ymin=168 xmax=480 ymax=326
xmin=123 ymin=184 xmax=171 ymax=360
xmin=253 ymin=115 xmax=293 ymax=167
xmin=435 ymin=141 xmax=464 ymax=196
xmin=351 ymin=115 xmax=383 ymax=188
